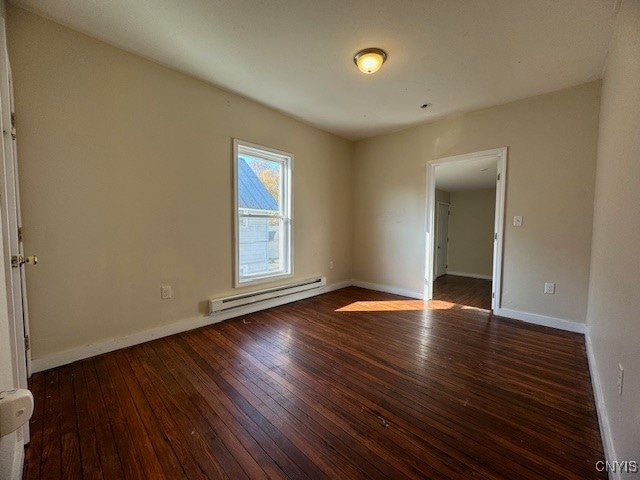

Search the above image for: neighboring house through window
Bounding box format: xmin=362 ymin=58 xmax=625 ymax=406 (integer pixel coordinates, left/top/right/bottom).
xmin=233 ymin=139 xmax=292 ymax=286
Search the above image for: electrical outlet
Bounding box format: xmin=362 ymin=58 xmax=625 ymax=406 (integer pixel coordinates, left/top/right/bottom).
xmin=161 ymin=285 xmax=172 ymax=300
xmin=618 ymin=364 xmax=624 ymax=396
xmin=544 ymin=282 xmax=555 ymax=294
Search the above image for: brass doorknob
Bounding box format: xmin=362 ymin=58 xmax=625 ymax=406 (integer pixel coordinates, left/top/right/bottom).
xmin=10 ymin=255 xmax=38 ymax=268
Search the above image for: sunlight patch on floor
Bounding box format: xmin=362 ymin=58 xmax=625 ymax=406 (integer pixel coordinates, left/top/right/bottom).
xmin=335 ymin=299 xmax=490 ymax=312
xmin=336 ymin=300 xmax=428 ymax=312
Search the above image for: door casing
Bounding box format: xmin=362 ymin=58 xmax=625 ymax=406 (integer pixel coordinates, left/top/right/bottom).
xmin=425 ymin=147 xmax=507 ymax=310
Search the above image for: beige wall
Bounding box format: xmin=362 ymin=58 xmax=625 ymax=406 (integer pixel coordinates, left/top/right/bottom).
xmin=7 ymin=6 xmax=353 ymax=360
xmin=353 ymin=81 xmax=600 ymax=322
xmin=587 ymin=0 xmax=640 ymax=467
xmin=448 ymin=188 xmax=495 ymax=277
xmin=435 ymin=189 xmax=450 ymax=205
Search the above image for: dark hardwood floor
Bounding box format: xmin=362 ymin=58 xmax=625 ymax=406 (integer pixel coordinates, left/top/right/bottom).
xmin=434 ymin=274 xmax=493 ymax=310
xmin=23 ymin=287 xmax=605 ymax=479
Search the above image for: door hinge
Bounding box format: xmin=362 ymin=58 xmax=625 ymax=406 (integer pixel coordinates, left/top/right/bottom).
xmin=24 ymin=335 xmax=30 ymax=351
xmin=492 ymin=292 xmax=495 ymax=298
xmin=497 ymin=173 xmax=501 ymax=181
xmin=18 ymin=227 xmax=22 ymax=242
xmin=494 ymin=232 xmax=497 ymax=240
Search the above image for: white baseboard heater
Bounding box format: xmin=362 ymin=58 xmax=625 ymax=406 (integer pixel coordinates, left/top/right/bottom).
xmin=209 ymin=276 xmax=327 ymax=315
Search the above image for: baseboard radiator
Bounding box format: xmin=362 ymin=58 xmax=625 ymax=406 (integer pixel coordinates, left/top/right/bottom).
xmin=209 ymin=276 xmax=327 ymax=315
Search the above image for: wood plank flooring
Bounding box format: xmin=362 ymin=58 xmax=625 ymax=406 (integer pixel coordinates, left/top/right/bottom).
xmin=23 ymin=287 xmax=605 ymax=479
xmin=434 ymin=274 xmax=493 ymax=310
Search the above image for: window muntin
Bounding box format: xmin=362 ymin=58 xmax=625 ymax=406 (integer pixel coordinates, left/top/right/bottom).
xmin=234 ymin=140 xmax=292 ymax=286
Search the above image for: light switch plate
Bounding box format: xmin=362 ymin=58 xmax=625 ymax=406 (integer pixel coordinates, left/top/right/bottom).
xmin=513 ymin=215 xmax=523 ymax=227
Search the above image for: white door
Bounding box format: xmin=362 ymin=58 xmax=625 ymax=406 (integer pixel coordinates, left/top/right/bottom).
xmin=435 ymin=202 xmax=449 ymax=278
xmin=0 ymin=20 xmax=33 ymax=441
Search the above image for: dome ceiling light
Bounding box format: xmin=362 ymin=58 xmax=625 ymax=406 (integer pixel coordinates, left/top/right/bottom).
xmin=353 ymin=48 xmax=387 ymax=74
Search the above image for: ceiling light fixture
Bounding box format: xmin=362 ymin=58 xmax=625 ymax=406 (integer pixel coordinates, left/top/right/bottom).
xmin=354 ymin=48 xmax=387 ymax=74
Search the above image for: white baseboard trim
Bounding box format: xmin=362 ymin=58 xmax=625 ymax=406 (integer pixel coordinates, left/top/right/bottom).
xmin=445 ymin=271 xmax=492 ymax=280
xmin=585 ymin=333 xmax=618 ymax=479
xmin=31 ymin=280 xmax=352 ymax=373
xmin=493 ymin=307 xmax=587 ymax=334
xmin=351 ymin=280 xmax=424 ymax=300
xmin=30 ymin=315 xmax=223 ymax=374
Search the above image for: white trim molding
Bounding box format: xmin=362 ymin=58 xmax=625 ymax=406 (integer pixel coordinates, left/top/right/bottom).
xmin=493 ymin=307 xmax=587 ymax=334
xmin=445 ymin=271 xmax=492 ymax=280
xmin=351 ymin=280 xmax=424 ymax=299
xmin=585 ymin=333 xmax=619 ymax=479
xmin=31 ymin=280 xmax=351 ymax=373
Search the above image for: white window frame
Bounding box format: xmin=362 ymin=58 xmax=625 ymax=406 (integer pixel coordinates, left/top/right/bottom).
xmin=233 ymin=139 xmax=293 ymax=287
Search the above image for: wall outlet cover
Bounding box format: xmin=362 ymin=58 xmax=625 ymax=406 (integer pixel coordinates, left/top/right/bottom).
xmin=161 ymin=285 xmax=172 ymax=300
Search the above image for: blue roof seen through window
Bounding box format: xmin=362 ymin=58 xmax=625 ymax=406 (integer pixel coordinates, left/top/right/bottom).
xmin=238 ymin=157 xmax=278 ymax=211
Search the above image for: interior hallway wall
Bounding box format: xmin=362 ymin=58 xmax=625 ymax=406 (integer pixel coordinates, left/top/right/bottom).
xmin=447 ymin=188 xmax=496 ymax=278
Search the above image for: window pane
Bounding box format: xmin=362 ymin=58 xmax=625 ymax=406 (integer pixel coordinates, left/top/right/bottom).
xmin=238 ymin=216 xmax=285 ymax=277
xmin=238 ymin=154 xmax=282 ymax=214
xmin=267 ymin=217 xmax=285 ymax=273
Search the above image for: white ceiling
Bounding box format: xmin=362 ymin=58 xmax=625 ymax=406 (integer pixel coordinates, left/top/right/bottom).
xmin=436 ymin=156 xmax=498 ymax=192
xmin=10 ymin=0 xmax=618 ymax=140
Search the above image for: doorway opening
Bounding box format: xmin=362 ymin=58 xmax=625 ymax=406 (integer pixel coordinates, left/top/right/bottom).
xmin=425 ymin=148 xmax=507 ymax=310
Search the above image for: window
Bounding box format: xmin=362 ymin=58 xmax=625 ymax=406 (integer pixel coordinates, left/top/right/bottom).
xmin=233 ymin=139 xmax=292 ymax=286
